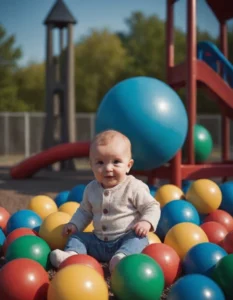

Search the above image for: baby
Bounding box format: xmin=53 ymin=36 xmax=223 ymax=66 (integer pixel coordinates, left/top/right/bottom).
xmin=50 ymin=129 xmax=161 ymax=272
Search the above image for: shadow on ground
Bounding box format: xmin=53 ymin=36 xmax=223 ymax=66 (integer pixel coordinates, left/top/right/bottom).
xmin=0 ymin=167 xmax=94 ymax=194
xmin=0 ymin=167 xmax=94 ymax=213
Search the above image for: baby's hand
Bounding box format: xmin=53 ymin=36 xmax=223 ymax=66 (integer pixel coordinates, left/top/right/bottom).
xmin=62 ymin=223 xmax=77 ymax=237
xmin=133 ymin=221 xmax=151 ymax=237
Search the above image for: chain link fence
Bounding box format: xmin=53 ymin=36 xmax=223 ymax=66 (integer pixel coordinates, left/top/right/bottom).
xmin=0 ymin=112 xmax=232 ymax=165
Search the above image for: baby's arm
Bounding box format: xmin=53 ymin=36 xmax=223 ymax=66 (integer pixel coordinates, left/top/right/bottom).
xmin=64 ymin=186 xmax=93 ymax=234
xmin=133 ymin=187 xmax=161 ymax=237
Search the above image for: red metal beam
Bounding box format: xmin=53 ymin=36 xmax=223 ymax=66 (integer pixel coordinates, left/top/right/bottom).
xmin=220 ymin=22 xmax=230 ymax=162
xmin=132 ymin=162 xmax=233 ymax=182
xmin=186 ymin=0 xmax=197 ymax=165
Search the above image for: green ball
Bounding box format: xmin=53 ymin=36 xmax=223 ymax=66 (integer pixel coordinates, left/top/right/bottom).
xmin=5 ymin=235 xmax=51 ymax=270
xmin=211 ymin=254 xmax=233 ymax=298
xmin=194 ymin=124 xmax=213 ymax=162
xmin=111 ymin=254 xmax=164 ymax=300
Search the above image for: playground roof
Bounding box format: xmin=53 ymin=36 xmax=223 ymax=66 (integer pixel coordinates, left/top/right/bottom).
xmin=44 ymin=0 xmax=77 ymax=28
xmin=206 ymin=0 xmax=233 ymax=22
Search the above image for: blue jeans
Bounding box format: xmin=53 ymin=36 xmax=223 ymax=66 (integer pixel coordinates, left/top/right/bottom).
xmin=64 ymin=230 xmax=149 ymax=262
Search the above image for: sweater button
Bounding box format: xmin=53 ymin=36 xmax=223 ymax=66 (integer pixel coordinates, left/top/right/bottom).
xmin=102 ymin=225 xmax=107 ymax=231
xmin=103 ymin=208 xmax=108 ymax=214
xmin=104 ymin=191 xmax=109 ymax=196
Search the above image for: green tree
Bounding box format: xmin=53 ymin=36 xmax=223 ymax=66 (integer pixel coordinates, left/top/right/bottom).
xmin=117 ymin=12 xmax=218 ymax=114
xmin=15 ymin=62 xmax=45 ymax=111
xmin=75 ymin=29 xmax=129 ymax=112
xmin=117 ymin=12 xmax=167 ymax=80
xmin=0 ymin=25 xmax=24 ymax=111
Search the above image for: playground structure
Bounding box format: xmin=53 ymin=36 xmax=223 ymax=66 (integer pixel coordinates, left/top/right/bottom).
xmin=42 ymin=0 xmax=77 ymax=169
xmin=134 ymin=0 xmax=233 ymax=186
xmin=10 ymin=0 xmax=233 ymax=187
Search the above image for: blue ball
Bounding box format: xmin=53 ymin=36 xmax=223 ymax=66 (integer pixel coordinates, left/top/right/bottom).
xmin=68 ymin=184 xmax=86 ymax=203
xmin=0 ymin=228 xmax=6 ymax=246
xmin=219 ymin=181 xmax=233 ymax=215
xmin=183 ymin=242 xmax=227 ymax=277
xmin=6 ymin=209 xmax=42 ymax=234
xmin=54 ymin=190 xmax=70 ymax=207
xmin=199 ymin=213 xmax=208 ymax=224
xmin=148 ymin=185 xmax=158 ymax=196
xmin=167 ymin=274 xmax=225 ymax=300
xmin=182 ymin=180 xmax=193 ymax=194
xmin=95 ymin=77 xmax=188 ymax=170
xmin=157 ymin=200 xmax=200 ymax=239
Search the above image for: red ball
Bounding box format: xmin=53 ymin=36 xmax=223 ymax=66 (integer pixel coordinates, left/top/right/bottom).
xmin=0 ymin=258 xmax=49 ymax=300
xmin=142 ymin=243 xmax=181 ymax=287
xmin=0 ymin=207 xmax=10 ymax=234
xmin=200 ymin=221 xmax=228 ymax=245
xmin=221 ymin=231 xmax=233 ymax=253
xmin=204 ymin=209 xmax=233 ymax=232
xmin=2 ymin=227 xmax=38 ymax=255
xmin=58 ymin=254 xmax=104 ymax=277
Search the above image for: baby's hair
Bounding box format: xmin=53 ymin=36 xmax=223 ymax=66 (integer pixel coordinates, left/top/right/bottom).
xmin=90 ymin=130 xmax=132 ymax=158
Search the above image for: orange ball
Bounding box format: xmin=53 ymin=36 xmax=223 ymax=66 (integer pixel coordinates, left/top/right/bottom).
xmin=39 ymin=212 xmax=71 ymax=250
xmin=84 ymin=222 xmax=94 ymax=232
xmin=59 ymin=202 xmax=80 ymax=216
xmin=48 ymin=264 xmax=108 ymax=300
xmin=186 ymin=179 xmax=222 ymax=214
xmin=28 ymin=195 xmax=58 ymax=220
xmin=147 ymin=232 xmax=161 ymax=244
xmin=155 ymin=184 xmax=185 ymax=208
xmin=58 ymin=254 xmax=104 ymax=277
xmin=164 ymin=222 xmax=209 ymax=259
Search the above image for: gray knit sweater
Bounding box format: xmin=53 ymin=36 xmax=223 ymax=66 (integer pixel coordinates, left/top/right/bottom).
xmin=70 ymin=175 xmax=161 ymax=241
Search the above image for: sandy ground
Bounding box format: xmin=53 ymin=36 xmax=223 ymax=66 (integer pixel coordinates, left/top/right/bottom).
xmin=0 ymin=166 xmax=169 ymax=299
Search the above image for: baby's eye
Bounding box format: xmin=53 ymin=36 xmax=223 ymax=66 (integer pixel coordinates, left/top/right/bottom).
xmin=97 ymin=161 xmax=103 ymax=165
xmin=114 ymin=160 xmax=121 ymax=164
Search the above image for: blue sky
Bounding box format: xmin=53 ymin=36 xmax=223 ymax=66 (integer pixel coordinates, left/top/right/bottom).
xmin=0 ymin=0 xmax=231 ymax=66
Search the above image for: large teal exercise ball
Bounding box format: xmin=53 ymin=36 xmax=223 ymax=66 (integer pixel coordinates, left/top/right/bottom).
xmin=95 ymin=77 xmax=188 ymax=170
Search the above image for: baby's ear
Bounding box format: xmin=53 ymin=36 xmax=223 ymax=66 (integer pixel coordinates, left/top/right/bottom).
xmin=127 ymin=159 xmax=134 ymax=173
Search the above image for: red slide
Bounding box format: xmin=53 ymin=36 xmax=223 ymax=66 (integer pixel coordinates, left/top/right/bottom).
xmin=10 ymin=142 xmax=90 ymax=179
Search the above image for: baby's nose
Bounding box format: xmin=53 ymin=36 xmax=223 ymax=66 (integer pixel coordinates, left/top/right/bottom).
xmin=105 ymin=163 xmax=113 ymax=171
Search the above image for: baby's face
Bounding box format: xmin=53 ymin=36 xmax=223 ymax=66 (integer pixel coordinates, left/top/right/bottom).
xmin=90 ymin=138 xmax=133 ymax=188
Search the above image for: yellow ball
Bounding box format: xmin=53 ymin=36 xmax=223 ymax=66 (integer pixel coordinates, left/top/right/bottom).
xmin=47 ymin=264 xmax=108 ymax=300
xmin=186 ymin=179 xmax=222 ymax=214
xmin=39 ymin=211 xmax=71 ymax=250
xmin=59 ymin=202 xmax=80 ymax=216
xmin=28 ymin=195 xmax=58 ymax=220
xmin=164 ymin=222 xmax=208 ymax=259
xmin=58 ymin=202 xmax=93 ymax=232
xmin=147 ymin=232 xmax=161 ymax=244
xmin=155 ymin=184 xmax=185 ymax=208
xmin=84 ymin=222 xmax=94 ymax=232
